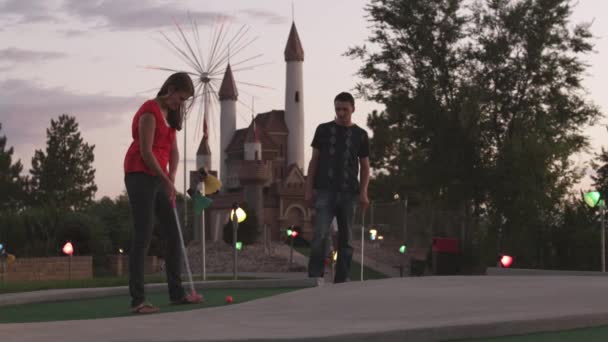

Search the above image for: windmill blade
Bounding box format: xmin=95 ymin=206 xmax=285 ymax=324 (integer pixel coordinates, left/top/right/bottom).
xmin=193 ymin=82 xmax=204 ymax=139
xmin=188 ymin=12 xmax=207 ymax=71
xmin=231 ymin=62 xmax=275 ymax=74
xmin=229 ymin=54 xmax=265 ymax=69
xmin=211 ymin=36 xmax=260 ymax=72
xmin=236 ymin=98 xmax=255 ymax=125
xmin=209 ymin=31 xmax=256 ymax=72
xmin=207 ymin=16 xmax=221 ymax=65
xmin=208 ymin=24 xmax=251 ymax=72
xmin=172 ymin=17 xmax=205 ymax=73
xmin=160 ymin=31 xmax=204 ymax=74
xmin=235 ymin=80 xmax=275 ymax=90
xmin=153 ymin=35 xmax=204 ymax=73
xmin=141 ymin=65 xmax=199 ymax=77
xmin=208 ymin=19 xmax=228 ymax=72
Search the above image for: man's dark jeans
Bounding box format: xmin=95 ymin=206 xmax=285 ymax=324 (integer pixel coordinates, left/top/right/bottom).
xmin=125 ymin=172 xmax=185 ymax=307
xmin=308 ymin=190 xmax=357 ymax=283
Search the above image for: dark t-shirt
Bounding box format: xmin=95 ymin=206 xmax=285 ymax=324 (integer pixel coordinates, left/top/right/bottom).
xmin=311 ymin=121 xmax=369 ymax=193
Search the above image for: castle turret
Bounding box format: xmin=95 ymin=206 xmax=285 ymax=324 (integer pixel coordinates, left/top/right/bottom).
xmin=244 ymin=116 xmax=261 ymax=161
xmin=196 ymin=136 xmax=211 ymax=170
xmin=219 ymin=63 xmax=238 ymax=189
xmin=239 ymin=158 xmax=272 ymax=238
xmin=284 ymin=22 xmax=305 ymax=172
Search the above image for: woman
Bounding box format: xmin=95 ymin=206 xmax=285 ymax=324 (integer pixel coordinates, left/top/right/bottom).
xmin=123 ymin=72 xmax=200 ymax=314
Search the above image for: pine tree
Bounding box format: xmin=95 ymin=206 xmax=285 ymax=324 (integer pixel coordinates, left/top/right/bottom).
xmin=0 ymin=123 xmax=26 ymax=211
xmin=30 ymin=115 xmax=97 ymax=210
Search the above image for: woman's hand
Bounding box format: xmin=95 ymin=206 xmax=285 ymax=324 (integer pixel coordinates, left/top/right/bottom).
xmin=163 ymin=176 xmax=176 ymax=205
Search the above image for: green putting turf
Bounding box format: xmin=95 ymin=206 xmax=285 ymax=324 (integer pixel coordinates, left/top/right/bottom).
xmin=0 ymin=275 xmax=261 ymax=294
xmin=0 ymin=287 xmax=299 ymax=323
xmin=450 ymin=325 xmax=608 ymax=341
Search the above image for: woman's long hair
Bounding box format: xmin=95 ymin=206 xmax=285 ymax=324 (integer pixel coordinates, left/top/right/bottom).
xmin=157 ymin=72 xmax=194 ymax=131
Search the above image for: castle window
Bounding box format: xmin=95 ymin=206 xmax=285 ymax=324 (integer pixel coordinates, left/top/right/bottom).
xmin=295 ymin=91 xmax=300 ymax=103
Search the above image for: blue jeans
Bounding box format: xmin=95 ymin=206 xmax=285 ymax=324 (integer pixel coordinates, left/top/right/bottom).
xmin=308 ymin=190 xmax=357 ymax=283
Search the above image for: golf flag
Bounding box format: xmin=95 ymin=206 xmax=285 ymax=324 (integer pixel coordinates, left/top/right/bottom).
xmin=192 ymin=192 xmax=213 ymax=214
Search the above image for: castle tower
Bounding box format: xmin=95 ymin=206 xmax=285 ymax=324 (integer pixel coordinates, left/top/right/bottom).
xmin=244 ymin=116 xmax=261 ymax=161
xmin=219 ymin=63 xmax=238 ymax=189
xmin=284 ymin=22 xmax=305 ymax=171
xmin=196 ymin=136 xmax=211 ymax=170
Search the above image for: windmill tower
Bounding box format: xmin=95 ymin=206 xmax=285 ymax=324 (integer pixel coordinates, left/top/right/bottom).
xmin=284 ymin=22 xmax=305 ymax=172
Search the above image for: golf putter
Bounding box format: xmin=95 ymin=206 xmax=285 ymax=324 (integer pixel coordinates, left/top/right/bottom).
xmin=171 ymin=198 xmax=203 ymax=302
xmin=361 ymin=207 xmax=366 ymax=282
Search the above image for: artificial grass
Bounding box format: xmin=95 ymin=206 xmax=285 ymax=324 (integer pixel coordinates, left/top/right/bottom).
xmin=0 ymin=274 xmax=260 ymax=294
xmin=0 ymin=287 xmax=299 ymax=323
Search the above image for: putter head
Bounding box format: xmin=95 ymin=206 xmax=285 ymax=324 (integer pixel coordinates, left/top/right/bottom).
xmin=189 ymin=291 xmax=203 ymax=303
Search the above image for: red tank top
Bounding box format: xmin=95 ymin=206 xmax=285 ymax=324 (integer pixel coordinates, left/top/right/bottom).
xmin=124 ymin=100 xmax=176 ymax=176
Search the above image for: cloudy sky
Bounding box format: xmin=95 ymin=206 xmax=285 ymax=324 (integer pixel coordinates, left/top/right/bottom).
xmin=0 ymin=0 xmax=606 ymax=199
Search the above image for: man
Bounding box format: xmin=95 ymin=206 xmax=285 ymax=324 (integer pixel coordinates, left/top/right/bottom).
xmin=305 ymin=92 xmax=370 ymax=283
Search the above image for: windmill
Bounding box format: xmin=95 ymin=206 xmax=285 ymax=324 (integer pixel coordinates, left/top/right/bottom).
xmin=146 ymin=14 xmax=272 ymax=228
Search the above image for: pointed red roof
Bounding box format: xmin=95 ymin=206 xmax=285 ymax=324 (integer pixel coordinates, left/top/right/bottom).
xmin=284 ymin=22 xmax=304 ymax=62
xmin=219 ymin=63 xmax=238 ymax=101
xmin=197 ymin=136 xmax=211 ymax=155
xmin=225 ymin=110 xmax=286 ymax=153
xmin=245 ymin=115 xmax=260 ymax=143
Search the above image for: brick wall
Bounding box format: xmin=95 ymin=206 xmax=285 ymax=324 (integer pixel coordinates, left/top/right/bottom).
xmin=108 ymin=255 xmax=161 ymax=276
xmin=2 ymin=256 xmax=93 ymax=282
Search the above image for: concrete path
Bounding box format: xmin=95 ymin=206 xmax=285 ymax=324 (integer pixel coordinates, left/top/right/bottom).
xmin=3 ymin=276 xmax=608 ymax=341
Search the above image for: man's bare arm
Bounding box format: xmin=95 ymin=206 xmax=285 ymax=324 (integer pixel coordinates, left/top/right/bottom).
xmin=305 ymin=148 xmax=320 ymax=207
xmin=359 ymin=157 xmax=370 ymax=209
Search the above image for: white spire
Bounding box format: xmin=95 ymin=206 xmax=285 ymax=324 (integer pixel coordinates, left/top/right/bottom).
xmin=284 ymin=21 xmax=305 ymax=171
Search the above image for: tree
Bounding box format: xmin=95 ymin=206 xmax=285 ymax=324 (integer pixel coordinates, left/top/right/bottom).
xmin=550 ymin=198 xmax=600 ymax=271
xmin=1 ymin=205 xmax=60 ymax=257
xmin=473 ymin=0 xmax=599 ymax=267
xmin=347 ymin=0 xmax=483 ymax=215
xmin=0 ymin=123 xmax=26 ymax=211
xmin=86 ymin=194 xmax=132 ymax=253
xmin=348 ymin=0 xmax=600 ymax=267
xmin=30 ymin=115 xmax=97 ymax=210
xmin=592 ymin=146 xmax=608 ymax=198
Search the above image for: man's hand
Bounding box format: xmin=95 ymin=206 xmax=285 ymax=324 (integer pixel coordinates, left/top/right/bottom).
xmin=305 ymin=188 xmax=315 ymax=208
xmin=359 ymin=191 xmax=370 ymax=211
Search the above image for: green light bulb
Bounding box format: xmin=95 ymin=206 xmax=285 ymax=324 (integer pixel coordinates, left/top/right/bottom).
xmin=584 ymin=191 xmax=601 ymax=208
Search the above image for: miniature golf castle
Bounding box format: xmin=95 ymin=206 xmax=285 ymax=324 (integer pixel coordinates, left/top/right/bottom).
xmin=189 ymin=22 xmax=309 ymax=243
